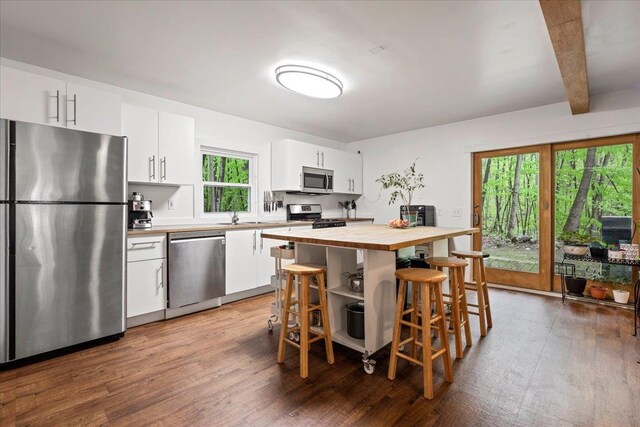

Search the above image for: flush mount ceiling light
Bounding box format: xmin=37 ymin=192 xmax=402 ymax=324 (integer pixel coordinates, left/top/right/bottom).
xmin=275 ymin=65 xmax=343 ymax=99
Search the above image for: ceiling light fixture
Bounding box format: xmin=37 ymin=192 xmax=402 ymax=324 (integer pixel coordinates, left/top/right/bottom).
xmin=275 ymin=65 xmax=343 ymax=99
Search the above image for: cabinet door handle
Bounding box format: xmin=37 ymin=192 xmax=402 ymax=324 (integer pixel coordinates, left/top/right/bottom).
xmin=349 ymin=178 xmax=352 ymax=192
xmin=321 ymin=152 xmax=324 ymax=167
xmin=67 ymin=94 xmax=77 ymax=125
xmin=253 ymin=230 xmax=257 ymax=253
xmin=130 ymin=241 xmax=162 ymax=249
xmin=150 ymin=155 xmax=156 ymax=180
xmin=157 ymin=263 xmax=164 ymax=289
xmin=161 ymin=157 xmax=167 ymax=181
xmin=260 ymin=234 xmax=264 ymax=251
xmin=316 ymin=151 xmax=320 ymax=167
xmin=55 ymin=90 xmax=60 ymax=123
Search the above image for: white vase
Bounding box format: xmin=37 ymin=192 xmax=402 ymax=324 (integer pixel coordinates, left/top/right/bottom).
xmin=613 ymin=290 xmax=630 ymax=304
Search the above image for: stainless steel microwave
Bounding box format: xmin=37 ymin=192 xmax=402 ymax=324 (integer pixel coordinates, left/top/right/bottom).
xmin=301 ymin=166 xmax=334 ymax=193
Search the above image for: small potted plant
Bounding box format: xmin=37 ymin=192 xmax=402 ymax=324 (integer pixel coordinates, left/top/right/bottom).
xmin=590 ymin=285 xmax=609 ymax=300
xmin=589 ymin=240 xmax=609 ymax=259
xmin=376 ymin=161 xmax=424 ymax=227
xmin=558 ymin=231 xmax=592 ymax=256
xmin=608 ymin=244 xmax=625 ymax=261
xmin=565 ymin=274 xmax=587 ymax=296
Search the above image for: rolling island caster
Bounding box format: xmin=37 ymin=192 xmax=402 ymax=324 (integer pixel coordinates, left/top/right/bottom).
xmin=267 ymin=315 xmax=279 ymax=332
xmin=362 ymin=351 xmax=376 ymax=374
xmin=288 ymin=331 xmax=300 ymax=343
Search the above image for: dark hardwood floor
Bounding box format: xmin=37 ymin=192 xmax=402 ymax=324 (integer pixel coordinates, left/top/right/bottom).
xmin=1 ymin=288 xmax=638 ymax=426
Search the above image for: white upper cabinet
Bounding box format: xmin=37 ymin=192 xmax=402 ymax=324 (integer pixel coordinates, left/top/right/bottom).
xmin=0 ymin=66 xmax=66 ymax=127
xmin=65 ymin=82 xmax=121 ymax=136
xmin=158 ymin=111 xmax=195 ymax=185
xmin=122 ymin=104 xmax=159 ymax=183
xmin=0 ymin=66 xmax=121 ymax=135
xmin=271 ymin=139 xmax=362 ymax=194
xmin=122 ymin=106 xmax=195 ymax=185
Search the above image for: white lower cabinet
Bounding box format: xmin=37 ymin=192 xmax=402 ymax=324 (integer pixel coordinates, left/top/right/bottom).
xmin=225 ymin=229 xmax=258 ymax=294
xmin=127 ymin=258 xmax=166 ymax=317
xmin=126 ymin=235 xmax=167 ymax=319
xmin=226 ymin=226 xmax=310 ymax=295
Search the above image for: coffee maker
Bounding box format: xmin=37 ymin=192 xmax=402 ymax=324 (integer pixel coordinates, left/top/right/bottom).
xmin=128 ymin=192 xmax=153 ymax=229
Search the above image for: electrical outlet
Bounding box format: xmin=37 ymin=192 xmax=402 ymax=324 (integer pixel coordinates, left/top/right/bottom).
xmin=452 ymin=208 xmax=462 ymax=217
xmin=168 ymin=199 xmax=176 ymax=210
xmin=437 ymin=209 xmax=443 ymax=216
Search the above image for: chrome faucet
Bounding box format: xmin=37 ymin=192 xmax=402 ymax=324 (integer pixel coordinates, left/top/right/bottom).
xmin=231 ymin=210 xmax=239 ymax=225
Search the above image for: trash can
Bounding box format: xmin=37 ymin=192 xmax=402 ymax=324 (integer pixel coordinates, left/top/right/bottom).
xmin=345 ymin=302 xmax=365 ymax=339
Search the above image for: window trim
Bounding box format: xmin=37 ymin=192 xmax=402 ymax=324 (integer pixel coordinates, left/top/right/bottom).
xmin=201 ymin=147 xmax=257 ymax=216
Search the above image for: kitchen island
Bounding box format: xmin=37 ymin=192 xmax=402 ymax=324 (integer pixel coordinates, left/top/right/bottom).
xmin=261 ymin=225 xmax=478 ymax=373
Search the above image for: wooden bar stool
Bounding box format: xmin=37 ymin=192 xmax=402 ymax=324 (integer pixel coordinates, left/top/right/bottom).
xmin=426 ymin=257 xmax=472 ymax=359
xmin=277 ymin=263 xmax=334 ymax=378
xmin=389 ymin=268 xmax=453 ymax=399
xmin=451 ymin=250 xmax=493 ymax=336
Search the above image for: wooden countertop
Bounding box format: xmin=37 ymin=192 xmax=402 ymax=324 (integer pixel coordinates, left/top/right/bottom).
xmin=127 ymin=217 xmax=374 ymax=236
xmin=261 ymin=225 xmax=479 ymax=251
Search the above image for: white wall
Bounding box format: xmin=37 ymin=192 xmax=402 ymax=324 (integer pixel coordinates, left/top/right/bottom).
xmin=1 ymin=58 xmax=350 ymax=224
xmin=351 ymin=88 xmax=640 ymax=251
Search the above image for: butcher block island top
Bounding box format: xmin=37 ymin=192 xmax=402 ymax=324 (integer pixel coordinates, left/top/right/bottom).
xmin=261 ymin=225 xmax=479 ymax=251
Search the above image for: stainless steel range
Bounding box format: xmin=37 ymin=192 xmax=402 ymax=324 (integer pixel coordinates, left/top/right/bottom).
xmin=286 ymin=204 xmax=346 ymax=229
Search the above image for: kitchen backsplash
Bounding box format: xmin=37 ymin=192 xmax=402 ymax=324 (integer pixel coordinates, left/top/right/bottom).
xmin=128 ymin=183 xmax=366 ymax=225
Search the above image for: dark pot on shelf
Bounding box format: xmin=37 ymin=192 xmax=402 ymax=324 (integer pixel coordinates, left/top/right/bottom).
xmin=589 ymin=246 xmax=608 ymax=259
xmin=345 ymin=302 xmax=365 ymax=339
xmin=565 ymin=276 xmax=587 ymax=296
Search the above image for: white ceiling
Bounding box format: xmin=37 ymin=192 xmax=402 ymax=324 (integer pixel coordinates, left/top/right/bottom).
xmin=1 ymin=1 xmax=638 ymax=142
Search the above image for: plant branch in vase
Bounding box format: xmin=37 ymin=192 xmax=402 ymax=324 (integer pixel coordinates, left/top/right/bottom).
xmin=376 ymin=161 xmax=425 ymax=227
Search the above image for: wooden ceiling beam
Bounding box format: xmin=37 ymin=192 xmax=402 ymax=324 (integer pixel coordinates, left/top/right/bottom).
xmin=539 ymin=0 xmax=590 ymax=114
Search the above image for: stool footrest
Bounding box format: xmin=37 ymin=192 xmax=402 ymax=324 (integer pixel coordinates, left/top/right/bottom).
xmin=399 ymin=336 xmax=422 ymax=348
xmin=283 ymin=338 xmax=301 ymax=349
xmin=396 ymin=351 xmax=423 ymax=366
xmin=429 ymin=315 xmax=443 ymax=324
xmin=402 ymin=307 xmax=416 ymax=316
xmin=308 ymin=335 xmax=325 ymax=344
xmin=431 ymin=348 xmax=448 ymax=360
xmin=400 ymin=319 xmax=421 ymax=329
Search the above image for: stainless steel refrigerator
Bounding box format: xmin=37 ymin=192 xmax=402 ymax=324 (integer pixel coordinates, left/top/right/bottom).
xmin=1 ymin=119 xmax=127 ymax=365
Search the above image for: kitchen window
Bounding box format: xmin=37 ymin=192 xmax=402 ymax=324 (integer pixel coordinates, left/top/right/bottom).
xmin=202 ymin=149 xmax=255 ymax=213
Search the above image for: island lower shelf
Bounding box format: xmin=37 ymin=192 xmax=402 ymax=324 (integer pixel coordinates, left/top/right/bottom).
xmin=296 ymin=243 xmax=395 ymax=358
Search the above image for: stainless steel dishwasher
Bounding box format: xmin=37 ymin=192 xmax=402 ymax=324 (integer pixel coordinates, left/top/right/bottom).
xmin=168 ymin=230 xmax=226 ymax=308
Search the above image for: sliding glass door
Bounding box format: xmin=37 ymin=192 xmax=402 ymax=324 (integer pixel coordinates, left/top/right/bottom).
xmin=473 ymin=133 xmax=639 ymax=292
xmin=553 ymin=137 xmax=638 ymax=296
xmin=473 ymin=146 xmax=552 ymax=290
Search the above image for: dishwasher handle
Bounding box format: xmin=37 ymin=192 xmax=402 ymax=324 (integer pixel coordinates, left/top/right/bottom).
xmin=170 ymin=236 xmax=225 ymax=244
xmin=168 ymin=230 xmax=225 ymax=242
